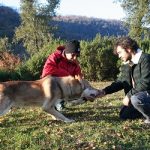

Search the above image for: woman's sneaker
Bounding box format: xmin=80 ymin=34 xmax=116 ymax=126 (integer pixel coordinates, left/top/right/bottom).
xmin=144 ymin=119 xmax=150 ymax=124
xmin=55 ymin=101 xmax=65 ymax=111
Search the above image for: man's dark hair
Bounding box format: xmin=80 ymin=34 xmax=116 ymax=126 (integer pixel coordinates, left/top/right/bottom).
xmin=113 ymin=37 xmax=139 ymax=55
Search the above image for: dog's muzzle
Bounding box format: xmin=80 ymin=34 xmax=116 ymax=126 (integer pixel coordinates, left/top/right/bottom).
xmin=82 ymin=93 xmax=96 ymax=102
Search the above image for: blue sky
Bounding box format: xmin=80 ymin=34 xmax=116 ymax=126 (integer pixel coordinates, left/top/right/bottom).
xmin=0 ymin=0 xmax=125 ymax=20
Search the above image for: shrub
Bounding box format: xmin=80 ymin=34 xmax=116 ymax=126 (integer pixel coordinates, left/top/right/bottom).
xmin=80 ymin=34 xmax=119 ymax=81
xmin=0 ymin=51 xmax=21 ymax=70
xmin=15 ymin=39 xmax=63 ymax=80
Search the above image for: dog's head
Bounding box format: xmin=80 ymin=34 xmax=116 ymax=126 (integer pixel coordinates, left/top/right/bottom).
xmin=81 ymin=87 xmax=100 ymax=102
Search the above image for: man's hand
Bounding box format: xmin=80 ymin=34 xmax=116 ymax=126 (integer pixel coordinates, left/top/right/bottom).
xmin=123 ymin=96 xmax=130 ymax=106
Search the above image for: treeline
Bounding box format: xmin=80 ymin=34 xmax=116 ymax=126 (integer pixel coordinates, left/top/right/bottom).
xmin=52 ymin=15 xmax=128 ymax=40
xmin=0 ymin=6 xmax=128 ymax=43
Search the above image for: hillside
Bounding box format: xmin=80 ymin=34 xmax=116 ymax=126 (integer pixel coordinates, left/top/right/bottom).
xmin=0 ymin=6 xmax=128 ymax=42
xmin=0 ymin=6 xmax=20 ymax=39
xmin=52 ymin=15 xmax=128 ymax=40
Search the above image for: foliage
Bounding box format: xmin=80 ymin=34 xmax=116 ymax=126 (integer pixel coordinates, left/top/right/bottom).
xmin=0 ymin=82 xmax=150 ymax=149
xmin=0 ymin=37 xmax=11 ymax=52
xmin=0 ymin=51 xmax=21 ymax=81
xmin=115 ymin=0 xmax=150 ymax=40
xmin=1 ymin=36 xmax=119 ymax=81
xmin=139 ymin=39 xmax=150 ymax=54
xmin=80 ymin=34 xmax=119 ymax=81
xmin=1 ymin=38 xmax=150 ymax=82
xmin=14 ymin=39 xmax=63 ymax=80
xmin=14 ymin=0 xmax=60 ymax=55
xmin=0 ymin=51 xmax=21 ymax=70
xmin=0 ymin=39 xmax=62 ymax=81
xmin=0 ymin=70 xmax=14 ymax=81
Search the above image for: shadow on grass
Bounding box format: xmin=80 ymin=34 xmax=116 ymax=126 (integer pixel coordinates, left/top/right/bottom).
xmin=2 ymin=105 xmax=144 ymax=128
xmin=0 ymin=117 xmax=41 ymax=128
xmin=63 ymin=105 xmax=121 ymax=122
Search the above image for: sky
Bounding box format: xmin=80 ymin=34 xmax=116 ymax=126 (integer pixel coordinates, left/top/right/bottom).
xmin=0 ymin=0 xmax=126 ymax=20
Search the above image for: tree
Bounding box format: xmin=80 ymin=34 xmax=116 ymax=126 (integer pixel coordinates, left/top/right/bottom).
xmin=0 ymin=37 xmax=11 ymax=52
xmin=14 ymin=0 xmax=60 ymax=55
xmin=115 ymin=0 xmax=150 ymax=40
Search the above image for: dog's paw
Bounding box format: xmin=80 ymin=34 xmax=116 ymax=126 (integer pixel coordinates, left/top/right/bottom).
xmin=64 ymin=118 xmax=75 ymax=123
xmin=49 ymin=114 xmax=57 ymax=120
xmin=69 ymin=98 xmax=86 ymax=106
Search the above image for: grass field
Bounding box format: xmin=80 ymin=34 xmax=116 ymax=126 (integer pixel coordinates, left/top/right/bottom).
xmin=0 ymin=82 xmax=150 ymax=150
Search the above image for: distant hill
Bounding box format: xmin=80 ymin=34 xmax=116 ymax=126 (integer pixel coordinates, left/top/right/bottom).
xmin=0 ymin=6 xmax=20 ymax=39
xmin=52 ymin=15 xmax=128 ymax=40
xmin=0 ymin=6 xmax=128 ymax=41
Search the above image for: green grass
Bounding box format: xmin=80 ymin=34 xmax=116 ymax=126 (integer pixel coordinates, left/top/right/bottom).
xmin=0 ymin=82 xmax=150 ymax=150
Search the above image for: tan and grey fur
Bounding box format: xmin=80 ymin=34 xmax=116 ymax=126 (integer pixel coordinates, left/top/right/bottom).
xmin=0 ymin=75 xmax=99 ymax=122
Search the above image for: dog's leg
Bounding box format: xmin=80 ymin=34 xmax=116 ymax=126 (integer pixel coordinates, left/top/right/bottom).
xmin=0 ymin=96 xmax=13 ymax=116
xmin=48 ymin=107 xmax=74 ymax=123
xmin=42 ymin=99 xmax=74 ymax=123
xmin=69 ymin=98 xmax=86 ymax=106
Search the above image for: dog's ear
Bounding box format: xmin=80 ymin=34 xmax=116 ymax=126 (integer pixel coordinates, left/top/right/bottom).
xmin=80 ymin=79 xmax=92 ymax=89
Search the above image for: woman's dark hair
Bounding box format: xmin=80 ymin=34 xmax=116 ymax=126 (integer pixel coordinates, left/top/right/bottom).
xmin=113 ymin=37 xmax=139 ymax=55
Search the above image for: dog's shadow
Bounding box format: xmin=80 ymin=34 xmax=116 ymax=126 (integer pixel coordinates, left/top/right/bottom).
xmin=0 ymin=108 xmax=48 ymax=128
xmin=0 ymin=105 xmax=120 ymax=127
xmin=63 ymin=105 xmax=120 ymax=122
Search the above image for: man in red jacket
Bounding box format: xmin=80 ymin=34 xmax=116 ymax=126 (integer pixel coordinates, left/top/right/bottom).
xmin=41 ymin=40 xmax=83 ymax=110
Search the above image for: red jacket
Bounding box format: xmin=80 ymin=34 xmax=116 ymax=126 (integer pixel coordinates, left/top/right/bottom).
xmin=41 ymin=46 xmax=82 ymax=78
